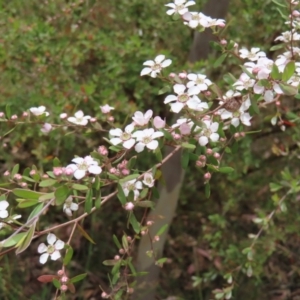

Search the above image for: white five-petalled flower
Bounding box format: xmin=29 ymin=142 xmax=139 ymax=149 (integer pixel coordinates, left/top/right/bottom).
xmin=132 ymin=128 xmax=164 ymax=152
xmin=132 ymin=110 xmax=153 ymax=126
xmin=109 ymin=124 xmax=136 ymax=149
xmin=67 ymin=110 xmax=91 ymax=126
xmin=141 ymin=55 xmax=172 ymax=78
xmin=100 ymin=104 xmax=114 ymax=114
xmin=198 ymin=119 xmax=220 ymax=146
xmin=143 ymin=173 xmax=155 ymax=187
xmin=122 ymin=179 xmax=143 ymax=200
xmin=165 ymin=0 xmax=195 ymax=16
xmin=63 ymin=196 xmax=79 ymax=217
xmin=67 ymin=156 xmax=102 ymax=180
xmin=37 ymin=233 xmax=65 ymax=264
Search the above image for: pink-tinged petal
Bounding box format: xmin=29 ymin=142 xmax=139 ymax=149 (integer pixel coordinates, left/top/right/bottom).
xmin=183 ymin=12 xmax=192 ymax=21
xmin=210 ymin=133 xmax=219 ymax=142
xmin=140 ymin=67 xmax=152 ymax=76
xmin=123 ymin=139 xmax=135 ymax=149
xmin=143 ymin=60 xmax=154 ymax=66
xmin=54 ymin=240 xmax=65 ymax=250
xmin=152 ymin=131 xmax=164 ymax=139
xmin=173 ymin=84 xmax=186 ymax=94
xmin=88 ymin=165 xmax=102 ymax=175
xmin=253 ymin=84 xmax=264 ymax=94
xmin=199 ymin=136 xmax=208 ymax=146
xmin=72 ymin=157 xmax=84 ymax=164
xmin=155 ymin=55 xmax=165 ymax=64
xmin=125 ymin=123 xmax=135 ymax=133
xmin=170 ymin=102 xmax=184 ymax=113
xmin=67 ymin=117 xmax=77 ymax=123
xmin=153 ymin=116 xmax=166 ymax=129
xmin=135 ymin=142 xmax=145 ymax=153
xmin=66 ymin=164 xmax=77 ymax=172
xmin=0 ymin=200 xmax=9 ymax=210
xmin=110 ymin=128 xmax=122 ymax=137
xmin=231 ymin=117 xmax=240 ymax=127
xmin=145 ymin=109 xmax=153 ymax=119
xmin=74 ymin=110 xmax=84 ymax=118
xmin=50 ymin=251 xmax=61 ymax=261
xmin=37 ymin=243 xmax=47 ymax=253
xmin=273 ymin=83 xmax=283 ymax=94
xmin=39 ymin=253 xmax=49 ymax=264
xmin=47 ymin=233 xmax=57 ymax=245
xmin=164 ymin=95 xmax=177 ymax=104
xmin=161 ymin=59 xmax=172 ymax=68
xmin=146 ymin=140 xmax=159 ymax=150
xmin=74 ymin=169 xmax=86 ymax=180
xmin=110 ymin=137 xmax=122 ymax=145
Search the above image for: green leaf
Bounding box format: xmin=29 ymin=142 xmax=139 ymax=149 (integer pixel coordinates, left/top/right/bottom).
xmin=155 ymin=257 xmax=168 ymax=267
xmin=279 ymin=83 xmax=298 ymax=95
xmin=213 ymin=53 xmax=227 ymax=68
xmin=113 ymin=235 xmax=122 ymax=249
xmin=282 ymin=61 xmax=295 ymax=81
xmin=11 ymin=164 xmax=19 ymax=178
xmin=63 ymin=246 xmax=74 ymax=266
xmin=129 ymin=213 xmax=141 ymax=234
xmin=16 ymin=221 xmax=36 ymax=254
xmin=69 ymin=273 xmax=87 ymax=284
xmin=39 ymin=192 xmax=55 ymax=202
xmin=205 ymin=183 xmax=211 ymax=198
xmin=127 ymin=156 xmax=137 ymax=169
xmin=13 ymin=189 xmax=42 ymax=200
xmin=271 ymin=63 xmax=281 ymax=80
xmin=156 ymin=224 xmax=168 ymax=236
xmin=39 ymin=179 xmax=57 ymax=187
xmin=72 ymin=184 xmax=89 ymax=191
xmin=77 ymin=223 xmax=96 ymax=244
xmin=155 ymin=147 xmax=163 ymax=162
xmin=181 ymin=142 xmax=196 ymax=149
xmin=181 ymin=150 xmax=190 ymax=169
xmin=119 ymin=174 xmax=139 ymax=183
xmin=52 ymin=278 xmax=61 ymax=289
xmin=271 ymin=0 xmax=286 ymax=7
xmin=2 ymin=232 xmax=27 ymax=247
xmin=5 ymin=104 xmax=11 ymax=119
xmin=122 ymin=234 xmax=128 ymax=251
xmin=270 ymin=182 xmax=283 ymax=192
xmin=84 ymin=189 xmax=93 ymax=213
xmin=135 ymin=200 xmax=154 ymax=208
xmin=18 ymin=199 xmax=38 ymax=208
xmin=117 ymin=184 xmax=127 ymax=205
xmin=55 ymin=185 xmax=69 ymax=206
xmin=219 ymin=167 xmax=234 ymax=173
xmin=53 ymin=157 xmax=61 ymax=167
xmin=270 ymin=43 xmax=285 ymax=51
xmin=103 ymin=259 xmax=118 ymax=266
xmin=27 ymin=203 xmax=44 ymax=222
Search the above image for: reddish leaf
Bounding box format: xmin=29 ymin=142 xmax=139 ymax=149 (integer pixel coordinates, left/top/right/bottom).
xmin=68 ymin=283 xmax=76 ymax=293
xmin=37 ymin=275 xmax=59 ymax=283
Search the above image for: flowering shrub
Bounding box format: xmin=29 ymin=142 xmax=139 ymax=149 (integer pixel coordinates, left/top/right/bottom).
xmin=1 ymin=0 xmax=300 ymax=299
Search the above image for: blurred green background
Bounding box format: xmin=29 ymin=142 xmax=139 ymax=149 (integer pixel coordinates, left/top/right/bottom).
xmin=1 ymin=0 xmax=300 ymax=299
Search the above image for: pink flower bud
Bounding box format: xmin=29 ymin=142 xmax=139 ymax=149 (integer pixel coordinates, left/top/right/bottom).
xmin=98 ymin=145 xmax=108 ymax=156
xmin=14 ymin=174 xmax=22 ymax=180
xmin=169 ymin=73 xmax=176 ymax=78
xmin=121 ymin=168 xmax=130 ymax=176
xmin=141 ymin=230 xmax=146 ymax=235
xmin=196 ymin=161 xmax=204 ymax=168
xmin=179 ymin=72 xmax=187 ymax=79
xmin=64 ymin=167 xmax=74 ymax=176
xmin=90 ymin=117 xmax=97 ymax=123
xmin=218 ymin=22 xmax=225 ymax=28
xmin=60 ymin=285 xmax=68 ymax=292
xmin=220 ymin=39 xmax=227 ymax=45
xmin=214 ymin=152 xmax=220 ymax=159
xmin=147 ymin=220 xmax=154 ymax=226
xmin=57 ymin=270 xmax=64 ymax=276
xmin=119 ymin=248 xmax=125 ymax=254
xmin=205 ymin=91 xmax=211 ymax=97
xmin=61 ymin=276 xmax=68 ymax=283
xmin=30 ymin=170 xmax=36 ymax=176
xmin=42 ymin=174 xmax=49 ymax=179
xmin=0 ymin=112 xmax=4 ymax=118
xmin=172 ymin=133 xmax=181 ymax=140
xmin=153 ymin=116 xmax=166 ymax=129
xmin=53 ymin=167 xmax=63 ymax=176
xmin=110 ymin=167 xmax=117 ymax=174
xmin=234 ymin=132 xmax=240 ymax=139
xmin=101 ymin=292 xmax=108 ymax=299
xmin=20 ymin=182 xmax=27 ymax=187
xmin=125 ymin=202 xmax=134 ymax=211
xmin=4 ymin=171 xmax=10 ymax=176
xmin=41 ymin=123 xmax=52 ymax=133
xmin=114 ymin=255 xmax=120 ymax=260
xmin=199 ymin=155 xmax=206 ymax=162
xmin=204 ymin=172 xmax=211 ymax=181
xmin=153 ymin=235 xmax=160 ymax=242
xmin=206 ymin=148 xmax=213 ymax=155
xmin=276 ymin=101 xmax=281 ymax=106
xmin=292 ymin=10 xmax=300 ymax=17
xmin=100 ymin=104 xmax=114 ymax=114
xmin=127 ymin=236 xmax=132 ymax=242
xmin=127 ymin=288 xmax=134 ymax=294
xmin=220 ymin=137 xmax=226 ymax=142
xmin=11 ymin=114 xmax=18 ymax=120
xmin=108 ymin=116 xmax=114 ymax=122
xmin=240 ymin=132 xmax=245 ymax=137
xmin=234 ymin=43 xmax=238 ymax=48
xmin=22 ymin=112 xmax=29 ymax=117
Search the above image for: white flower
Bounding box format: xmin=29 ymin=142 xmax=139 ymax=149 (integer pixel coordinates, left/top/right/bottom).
xmin=67 ymin=156 xmax=102 ymax=180
xmin=186 ymin=73 xmax=212 ymax=91
xmin=132 ymin=110 xmax=153 ymax=126
xmin=253 ymin=81 xmax=283 ymax=102
xmin=198 ymin=120 xmax=220 ymax=146
xmin=67 ymin=110 xmax=91 ymax=126
xmin=183 ymin=12 xmax=211 ymax=28
xmin=37 ymin=233 xmax=65 ymax=264
xmin=140 ymin=55 xmax=172 ymax=78
xmin=288 ymin=75 xmax=300 ymax=87
xmin=233 ymin=73 xmax=255 ymax=91
xmin=100 ymin=104 xmax=114 ymax=114
xmin=143 ymin=173 xmax=155 ymax=187
xmin=109 ymin=124 xmax=136 ymax=149
xmin=153 ymin=116 xmax=166 ymax=129
xmin=165 ymin=0 xmax=195 ymax=16
xmin=29 ymin=106 xmax=49 ymax=116
xmin=0 ymin=200 xmax=9 ymax=218
xmin=239 ymin=47 xmax=266 ymax=61
xmin=164 ymin=84 xmax=208 ymax=113
xmin=132 ymin=128 xmax=164 ymax=152
xmin=218 ymin=96 xmax=252 ymax=127
xmin=122 ymin=179 xmax=143 ymax=200
xmin=275 ymin=31 xmax=300 ymax=43
xmin=63 ymin=196 xmax=79 ymax=217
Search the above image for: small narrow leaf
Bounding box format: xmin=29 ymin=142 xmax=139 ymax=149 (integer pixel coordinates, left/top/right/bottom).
xmin=39 ymin=179 xmax=57 ymax=187
xmin=13 ymin=189 xmax=42 ymax=200
xmin=219 ymin=167 xmax=234 ymax=173
xmin=214 ymin=53 xmax=227 ymax=68
xmin=117 ymin=184 xmax=127 ymax=205
xmin=63 ymin=246 xmax=74 ymax=266
xmin=129 ymin=213 xmax=141 ymax=234
xmin=77 ymin=223 xmax=96 ymax=244
xmin=69 ymin=273 xmax=87 ymax=284
xmin=55 ymin=185 xmax=69 ymax=206
xmin=16 ymin=222 xmax=36 ymax=254
xmin=2 ymin=232 xmax=27 ymax=247
xmin=84 ymin=189 xmax=93 ymax=213
xmin=113 ymin=235 xmax=122 ymax=249
xmin=156 ymin=224 xmax=168 ymax=236
xmin=27 ymin=203 xmax=44 ymax=222
xmin=282 ymin=61 xmax=295 ymax=81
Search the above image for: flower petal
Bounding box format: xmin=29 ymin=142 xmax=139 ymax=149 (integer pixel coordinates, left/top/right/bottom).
xmin=37 ymin=243 xmax=47 ymax=253
xmin=39 ymin=253 xmax=49 ymax=264
xmin=47 ymin=233 xmax=57 ymax=245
